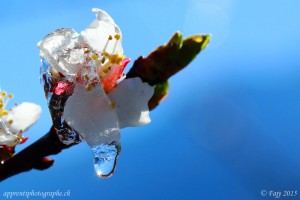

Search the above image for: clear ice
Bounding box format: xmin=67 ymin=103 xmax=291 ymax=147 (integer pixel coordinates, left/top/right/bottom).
xmin=93 ymin=142 xmax=121 ymax=178
xmin=40 ymin=57 xmax=81 ymax=145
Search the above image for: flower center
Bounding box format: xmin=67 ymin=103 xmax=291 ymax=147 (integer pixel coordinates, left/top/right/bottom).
xmin=82 ymin=34 xmax=127 ymax=93
xmin=0 ymin=89 xmax=24 ymax=144
xmin=93 ymin=34 xmax=124 ymax=66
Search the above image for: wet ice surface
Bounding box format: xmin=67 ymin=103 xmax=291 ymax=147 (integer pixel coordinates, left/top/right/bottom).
xmin=92 ymin=142 xmax=120 ymax=178
xmin=40 ymin=57 xmax=81 ymax=145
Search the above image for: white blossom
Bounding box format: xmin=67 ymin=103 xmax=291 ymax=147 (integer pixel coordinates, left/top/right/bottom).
xmin=39 ymin=8 xmax=154 ymax=148
xmin=0 ymin=90 xmax=41 ymax=147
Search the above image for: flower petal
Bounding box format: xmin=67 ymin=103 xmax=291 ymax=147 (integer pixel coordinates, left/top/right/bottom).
xmin=63 ymin=83 xmax=120 ymax=147
xmin=80 ymin=8 xmax=123 ymax=55
xmin=3 ymin=102 xmax=42 ymax=134
xmin=108 ymin=77 xmax=154 ymax=128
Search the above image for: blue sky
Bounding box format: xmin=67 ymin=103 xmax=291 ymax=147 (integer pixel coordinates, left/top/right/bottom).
xmin=1 ymin=0 xmax=300 ymax=199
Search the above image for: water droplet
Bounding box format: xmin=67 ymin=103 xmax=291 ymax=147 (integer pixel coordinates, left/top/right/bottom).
xmin=92 ymin=142 xmax=121 ymax=178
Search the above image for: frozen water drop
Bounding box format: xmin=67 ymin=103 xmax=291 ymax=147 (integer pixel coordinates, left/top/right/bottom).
xmin=92 ymin=142 xmax=121 ymax=178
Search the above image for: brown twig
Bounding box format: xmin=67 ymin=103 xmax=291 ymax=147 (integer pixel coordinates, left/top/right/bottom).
xmin=0 ymin=125 xmax=76 ymax=182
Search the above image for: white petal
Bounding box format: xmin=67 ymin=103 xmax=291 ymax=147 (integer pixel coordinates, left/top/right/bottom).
xmin=80 ymin=8 xmax=123 ymax=55
xmin=3 ymin=102 xmax=42 ymax=133
xmin=108 ymin=77 xmax=154 ymax=128
xmin=63 ymin=83 xmax=120 ymax=147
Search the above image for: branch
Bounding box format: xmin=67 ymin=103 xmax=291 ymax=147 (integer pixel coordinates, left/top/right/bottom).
xmin=0 ymin=125 xmax=76 ymax=182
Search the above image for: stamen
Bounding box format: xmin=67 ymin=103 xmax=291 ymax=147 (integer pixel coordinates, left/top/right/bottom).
xmin=91 ymin=53 xmax=99 ymax=61
xmin=86 ymin=83 xmax=93 ymax=91
xmin=101 ymin=57 xmax=106 ymax=64
xmin=102 ymin=35 xmax=113 ymax=53
xmin=1 ymin=91 xmax=7 ymax=97
xmin=110 ymin=102 xmax=116 ymax=109
xmin=0 ymin=110 xmax=8 ymax=116
xmin=114 ymin=34 xmax=120 ymax=40
xmin=84 ymin=74 xmax=90 ymax=81
xmin=84 ymin=49 xmax=91 ymax=54
xmin=0 ymin=89 xmax=14 ymax=120
xmin=112 ymin=34 xmax=121 ymax=55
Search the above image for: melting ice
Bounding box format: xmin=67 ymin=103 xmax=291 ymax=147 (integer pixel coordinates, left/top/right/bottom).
xmin=93 ymin=143 xmax=120 ymax=178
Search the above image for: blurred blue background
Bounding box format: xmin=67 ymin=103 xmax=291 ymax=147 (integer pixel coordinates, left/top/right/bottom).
xmin=1 ymin=0 xmax=300 ymax=199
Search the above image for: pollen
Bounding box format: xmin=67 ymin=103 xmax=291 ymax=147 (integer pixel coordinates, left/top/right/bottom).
xmin=101 ymin=57 xmax=106 ymax=64
xmin=84 ymin=49 xmax=91 ymax=54
xmin=8 ymin=119 xmax=13 ymax=125
xmin=91 ymin=53 xmax=99 ymax=61
xmin=1 ymin=91 xmax=7 ymax=97
xmin=114 ymin=34 xmax=121 ymax=40
xmin=102 ymin=67 xmax=110 ymax=73
xmin=108 ymin=35 xmax=113 ymax=40
xmin=84 ymin=74 xmax=90 ymax=81
xmin=0 ymin=110 xmax=8 ymax=116
xmin=102 ymin=52 xmax=124 ymax=65
xmin=0 ymin=89 xmax=13 ymax=118
xmin=110 ymin=102 xmax=116 ymax=109
xmin=86 ymin=83 xmax=93 ymax=91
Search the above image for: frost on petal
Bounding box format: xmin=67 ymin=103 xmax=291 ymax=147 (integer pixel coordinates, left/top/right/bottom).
xmin=81 ymin=8 xmax=123 ymax=55
xmin=108 ymin=77 xmax=154 ymax=128
xmin=3 ymin=102 xmax=42 ymax=134
xmin=63 ymin=84 xmax=120 ymax=147
xmin=38 ymin=28 xmax=88 ymax=79
xmin=0 ymin=127 xmax=17 ymax=146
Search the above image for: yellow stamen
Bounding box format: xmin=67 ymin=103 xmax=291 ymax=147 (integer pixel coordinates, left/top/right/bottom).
xmin=86 ymin=84 xmax=92 ymax=91
xmin=7 ymin=94 xmax=13 ymax=99
xmin=8 ymin=119 xmax=13 ymax=125
xmin=102 ymin=52 xmax=124 ymax=65
xmin=110 ymin=102 xmax=116 ymax=109
xmin=84 ymin=74 xmax=90 ymax=81
xmin=102 ymin=67 xmax=109 ymax=73
xmin=91 ymin=54 xmax=99 ymax=61
xmin=101 ymin=57 xmax=106 ymax=64
xmin=0 ymin=110 xmax=8 ymax=116
xmin=114 ymin=34 xmax=121 ymax=40
xmin=1 ymin=91 xmax=7 ymax=97
xmin=84 ymin=49 xmax=91 ymax=54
